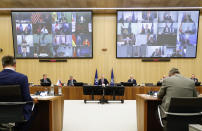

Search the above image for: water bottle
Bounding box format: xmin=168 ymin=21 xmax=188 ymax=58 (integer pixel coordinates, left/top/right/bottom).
xmin=50 ymin=84 xmax=54 ymax=96
xmin=58 ymin=86 xmax=62 ymax=95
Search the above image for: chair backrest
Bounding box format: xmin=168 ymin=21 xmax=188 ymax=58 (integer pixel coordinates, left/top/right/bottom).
xmin=0 ymin=85 xmax=25 ymax=123
xmin=168 ymin=97 xmax=202 ymax=113
xmin=0 ymin=85 xmax=22 ymax=102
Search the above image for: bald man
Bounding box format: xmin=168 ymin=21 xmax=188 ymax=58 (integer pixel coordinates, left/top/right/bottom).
xmin=128 ymin=75 xmax=137 ymax=86
xmin=98 ymin=74 xmax=109 ymax=85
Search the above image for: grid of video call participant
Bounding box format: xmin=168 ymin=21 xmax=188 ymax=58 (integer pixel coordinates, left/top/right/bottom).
xmin=117 ymin=11 xmax=199 ymax=58
xmin=13 ymin=12 xmax=92 ymax=58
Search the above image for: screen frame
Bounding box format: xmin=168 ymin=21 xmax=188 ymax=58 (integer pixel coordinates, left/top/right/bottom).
xmin=116 ymin=10 xmax=200 ymax=59
xmin=11 ymin=10 xmax=93 ymax=59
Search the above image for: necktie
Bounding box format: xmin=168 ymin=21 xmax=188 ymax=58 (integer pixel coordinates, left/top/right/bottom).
xmin=44 ymin=79 xmax=48 ymax=83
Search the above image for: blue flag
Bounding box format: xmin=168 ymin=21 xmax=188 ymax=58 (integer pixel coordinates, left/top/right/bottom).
xmin=110 ymin=69 xmax=114 ymax=86
xmin=94 ymin=69 xmax=98 ymax=85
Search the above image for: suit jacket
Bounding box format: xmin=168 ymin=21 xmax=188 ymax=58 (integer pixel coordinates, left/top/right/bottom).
xmin=98 ymin=78 xmax=109 ymax=85
xmin=40 ymin=78 xmax=51 ymax=86
xmin=0 ymin=69 xmax=33 ymax=120
xmin=190 ymin=78 xmax=198 ymax=83
xmin=67 ymin=79 xmax=77 ymax=86
xmin=157 ymin=74 xmax=197 ymax=118
xmin=128 ymin=79 xmax=137 ymax=85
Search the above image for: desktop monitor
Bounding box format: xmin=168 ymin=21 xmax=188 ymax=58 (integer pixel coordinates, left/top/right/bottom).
xmin=40 ymin=82 xmax=51 ymax=86
xmin=74 ymin=82 xmax=83 ymax=86
xmin=121 ymin=82 xmax=134 ymax=86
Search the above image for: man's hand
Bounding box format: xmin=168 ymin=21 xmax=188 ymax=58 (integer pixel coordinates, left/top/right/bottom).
xmin=33 ymin=98 xmax=38 ymax=104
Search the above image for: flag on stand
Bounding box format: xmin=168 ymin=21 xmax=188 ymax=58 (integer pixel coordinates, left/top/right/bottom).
xmin=110 ymin=69 xmax=114 ymax=86
xmin=56 ymin=80 xmax=62 ymax=86
xmin=94 ymin=69 xmax=98 ymax=85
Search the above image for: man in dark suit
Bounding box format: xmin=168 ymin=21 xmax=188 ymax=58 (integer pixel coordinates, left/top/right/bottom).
xmin=98 ymin=74 xmax=109 ymax=86
xmin=128 ymin=75 xmax=137 ymax=86
xmin=40 ymin=74 xmax=51 ymax=86
xmin=0 ymin=56 xmax=36 ymax=131
xmin=67 ymin=75 xmax=77 ymax=86
xmin=190 ymin=74 xmax=198 ymax=83
xmin=157 ymin=68 xmax=198 ymax=119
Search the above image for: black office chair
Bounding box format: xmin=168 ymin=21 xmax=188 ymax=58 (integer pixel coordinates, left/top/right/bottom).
xmin=0 ymin=85 xmax=32 ymax=131
xmin=158 ymin=97 xmax=202 ymax=131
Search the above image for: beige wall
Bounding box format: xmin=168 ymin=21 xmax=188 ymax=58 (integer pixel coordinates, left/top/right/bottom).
xmin=0 ymin=13 xmax=201 ymax=84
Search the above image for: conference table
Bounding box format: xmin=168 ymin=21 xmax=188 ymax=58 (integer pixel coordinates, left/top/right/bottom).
xmin=29 ymin=85 xmax=202 ymax=100
xmin=29 ymin=86 xmax=202 ymax=131
xmin=136 ymin=94 xmax=202 ymax=131
xmin=29 ymin=95 xmax=64 ymax=131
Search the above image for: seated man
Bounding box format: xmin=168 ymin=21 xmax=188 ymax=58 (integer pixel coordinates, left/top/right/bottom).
xmin=0 ymin=55 xmax=37 ymax=131
xmin=40 ymin=74 xmax=51 ymax=86
xmin=190 ymin=74 xmax=198 ymax=83
xmin=67 ymin=76 xmax=77 ymax=86
xmin=128 ymin=75 xmax=137 ymax=86
xmin=98 ymin=74 xmax=109 ymax=86
xmin=157 ymin=75 xmax=167 ymax=86
xmin=159 ymin=75 xmax=167 ymax=83
xmin=157 ymin=68 xmax=198 ymax=121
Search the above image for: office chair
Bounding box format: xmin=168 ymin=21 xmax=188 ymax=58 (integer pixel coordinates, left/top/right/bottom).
xmin=158 ymin=97 xmax=202 ymax=131
xmin=0 ymin=85 xmax=32 ymax=131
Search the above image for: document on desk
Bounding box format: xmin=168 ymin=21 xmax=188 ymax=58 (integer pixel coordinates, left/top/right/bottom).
xmin=31 ymin=95 xmax=55 ymax=99
xmin=31 ymin=96 xmax=56 ymax=111
xmin=144 ymin=94 xmax=157 ymax=97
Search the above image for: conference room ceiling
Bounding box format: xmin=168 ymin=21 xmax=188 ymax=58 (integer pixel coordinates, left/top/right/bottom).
xmin=0 ymin=0 xmax=201 ymax=13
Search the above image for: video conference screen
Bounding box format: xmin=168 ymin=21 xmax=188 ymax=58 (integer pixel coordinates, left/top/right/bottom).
xmin=117 ymin=10 xmax=199 ymax=58
xmin=12 ymin=11 xmax=93 ymax=58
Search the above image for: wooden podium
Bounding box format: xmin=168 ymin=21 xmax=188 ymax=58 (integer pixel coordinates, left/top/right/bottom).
xmin=29 ymin=96 xmax=64 ymax=131
xmin=136 ymin=94 xmax=163 ymax=131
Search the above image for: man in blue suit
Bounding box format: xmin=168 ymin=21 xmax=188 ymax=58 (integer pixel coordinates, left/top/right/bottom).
xmin=98 ymin=74 xmax=109 ymax=86
xmin=0 ymin=56 xmax=35 ymax=131
xmin=128 ymin=75 xmax=137 ymax=86
xmin=67 ymin=75 xmax=77 ymax=86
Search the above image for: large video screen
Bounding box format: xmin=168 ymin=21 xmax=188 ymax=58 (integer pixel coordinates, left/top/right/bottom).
xmin=12 ymin=11 xmax=93 ymax=58
xmin=117 ymin=11 xmax=199 ymax=58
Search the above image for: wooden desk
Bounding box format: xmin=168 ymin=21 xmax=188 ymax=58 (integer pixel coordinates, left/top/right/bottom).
xmin=30 ymin=86 xmax=202 ymax=100
xmin=136 ymin=94 xmax=163 ymax=131
xmin=29 ymin=96 xmax=64 ymax=131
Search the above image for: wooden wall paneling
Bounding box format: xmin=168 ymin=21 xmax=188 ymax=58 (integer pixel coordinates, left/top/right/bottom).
xmin=0 ymin=14 xmax=202 ymax=84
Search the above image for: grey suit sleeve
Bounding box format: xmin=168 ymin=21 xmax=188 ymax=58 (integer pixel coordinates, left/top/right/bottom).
xmin=190 ymin=80 xmax=198 ymax=97
xmin=193 ymin=86 xmax=198 ymax=97
xmin=157 ymin=80 xmax=167 ymax=99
